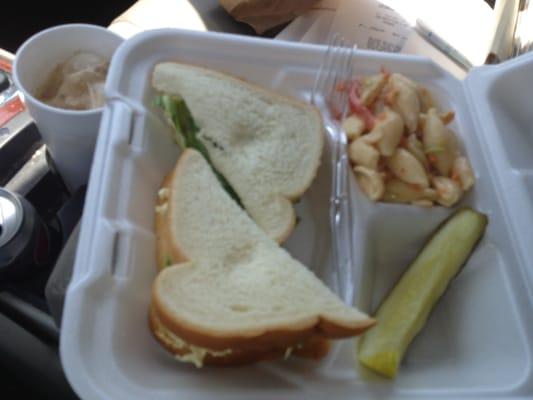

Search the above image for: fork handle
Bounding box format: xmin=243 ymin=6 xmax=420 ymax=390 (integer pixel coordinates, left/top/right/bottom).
xmin=330 ymin=129 xmax=355 ymax=305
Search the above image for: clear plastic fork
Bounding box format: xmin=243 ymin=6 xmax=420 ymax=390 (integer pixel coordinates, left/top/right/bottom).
xmin=311 ymin=34 xmax=356 ymax=305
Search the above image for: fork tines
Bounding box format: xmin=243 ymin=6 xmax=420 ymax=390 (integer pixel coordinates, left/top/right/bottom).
xmin=312 ymin=34 xmax=355 ymax=120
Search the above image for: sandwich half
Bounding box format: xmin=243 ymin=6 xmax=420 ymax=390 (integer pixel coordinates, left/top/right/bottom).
xmin=152 ymin=62 xmax=323 ymax=243
xmin=150 ymin=149 xmax=375 ymax=367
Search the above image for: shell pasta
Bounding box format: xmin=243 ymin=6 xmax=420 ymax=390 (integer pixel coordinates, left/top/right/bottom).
xmin=342 ymin=71 xmax=474 ymax=207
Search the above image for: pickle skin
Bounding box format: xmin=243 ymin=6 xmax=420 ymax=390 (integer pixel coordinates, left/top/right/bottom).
xmin=357 ymin=207 xmax=488 ymax=379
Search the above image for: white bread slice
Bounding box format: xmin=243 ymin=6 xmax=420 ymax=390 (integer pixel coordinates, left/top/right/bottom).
xmin=152 ymin=62 xmax=323 ymax=243
xmin=151 ymin=149 xmax=375 ymax=358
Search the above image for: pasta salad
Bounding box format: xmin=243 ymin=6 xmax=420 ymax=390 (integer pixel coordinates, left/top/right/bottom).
xmin=340 ymin=70 xmax=475 ymax=207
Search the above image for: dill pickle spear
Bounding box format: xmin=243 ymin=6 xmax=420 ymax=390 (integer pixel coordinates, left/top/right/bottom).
xmin=357 ymin=207 xmax=488 ymax=378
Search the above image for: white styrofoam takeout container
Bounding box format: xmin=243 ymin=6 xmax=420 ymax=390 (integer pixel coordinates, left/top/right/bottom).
xmin=60 ymin=28 xmax=533 ymax=399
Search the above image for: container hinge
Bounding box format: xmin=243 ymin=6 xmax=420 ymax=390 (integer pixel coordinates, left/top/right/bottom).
xmin=109 ymin=224 xmax=132 ymax=279
xmin=105 ymin=92 xmax=147 ymax=150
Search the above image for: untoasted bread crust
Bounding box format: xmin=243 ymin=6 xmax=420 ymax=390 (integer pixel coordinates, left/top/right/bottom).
xmin=270 ymin=199 xmax=296 ymax=245
xmin=149 ymin=307 xmax=330 ymax=366
xmin=155 ymin=174 xmax=187 ymax=269
xmin=152 ymin=61 xmax=324 ymax=243
xmin=155 ymin=154 xmax=192 ymax=266
xmin=152 ymin=282 xmax=375 ymax=351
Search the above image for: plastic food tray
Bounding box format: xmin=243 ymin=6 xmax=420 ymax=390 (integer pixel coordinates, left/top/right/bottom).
xmin=60 ymin=29 xmax=533 ymax=399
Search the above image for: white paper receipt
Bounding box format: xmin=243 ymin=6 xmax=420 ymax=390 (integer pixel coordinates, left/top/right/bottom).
xmin=332 ymin=0 xmax=410 ymax=53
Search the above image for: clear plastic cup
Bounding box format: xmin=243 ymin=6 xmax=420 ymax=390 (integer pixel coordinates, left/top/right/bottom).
xmin=12 ymin=24 xmax=123 ymax=192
